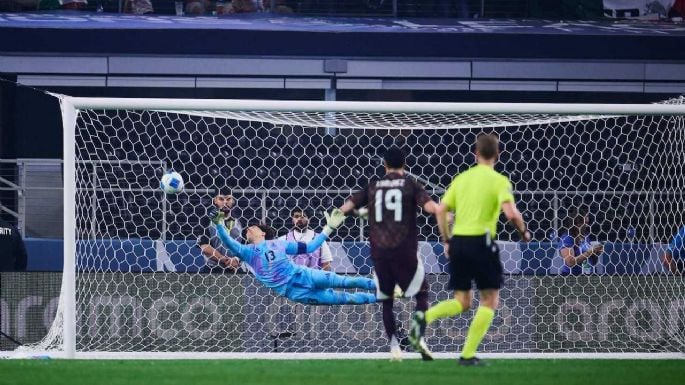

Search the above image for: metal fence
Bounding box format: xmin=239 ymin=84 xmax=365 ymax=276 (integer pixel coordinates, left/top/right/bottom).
xmin=1 ymin=158 xmax=680 ymax=245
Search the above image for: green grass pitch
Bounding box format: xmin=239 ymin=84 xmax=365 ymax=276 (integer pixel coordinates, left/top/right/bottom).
xmin=1 ymin=359 xmax=684 ymax=385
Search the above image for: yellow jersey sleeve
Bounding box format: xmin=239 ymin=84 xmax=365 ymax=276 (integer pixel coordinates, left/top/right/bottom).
xmin=498 ymin=177 xmax=515 ymax=206
xmin=441 ymin=179 xmax=458 ymax=211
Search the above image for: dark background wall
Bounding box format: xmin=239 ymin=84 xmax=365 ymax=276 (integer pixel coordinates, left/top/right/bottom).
xmin=0 ymin=82 xmax=680 ymax=160
xmin=0 ymin=76 xmax=14 ymax=159
xmin=0 ymin=78 xmax=61 ymax=159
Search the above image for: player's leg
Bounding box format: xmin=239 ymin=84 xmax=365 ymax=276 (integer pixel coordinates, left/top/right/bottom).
xmin=285 ymin=271 xmax=376 ymax=305
xmin=289 ymin=288 xmax=376 ymax=305
xmin=425 ymin=290 xmax=471 ymax=324
xmin=415 ymin=237 xmax=472 ymax=331
xmin=381 ymin=298 xmax=403 ymax=361
xmin=407 ymin=283 xmax=434 ymax=361
xmin=380 ymin=298 xmax=397 ymax=340
xmin=460 ymin=289 xmax=498 ymax=363
xmin=390 ymin=252 xmax=433 ymax=360
xmin=393 ymin=252 xmax=427 ymax=312
xmin=307 ymin=268 xmax=376 ymax=291
xmin=459 ymin=238 xmax=503 ymax=366
xmin=371 ymin=257 xmax=408 ymax=360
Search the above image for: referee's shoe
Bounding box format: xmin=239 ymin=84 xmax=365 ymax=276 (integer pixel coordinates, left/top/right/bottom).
xmin=459 ymin=356 xmax=488 ymax=366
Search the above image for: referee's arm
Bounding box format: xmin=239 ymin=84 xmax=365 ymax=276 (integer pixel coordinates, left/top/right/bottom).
xmin=436 ymin=180 xmax=457 ymax=249
xmin=502 ymin=201 xmax=531 ymax=242
xmin=435 ymin=202 xmax=452 ymax=245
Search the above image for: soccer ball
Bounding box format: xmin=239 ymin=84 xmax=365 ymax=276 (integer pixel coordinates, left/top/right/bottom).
xmin=160 ymin=171 xmax=184 ymax=194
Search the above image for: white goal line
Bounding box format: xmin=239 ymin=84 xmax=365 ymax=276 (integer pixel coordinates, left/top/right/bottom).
xmin=2 ymin=352 xmax=684 ymax=360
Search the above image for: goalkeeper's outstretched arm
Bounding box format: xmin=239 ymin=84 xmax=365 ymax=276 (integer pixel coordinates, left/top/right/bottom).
xmin=215 ymin=223 xmax=250 ymax=259
xmin=209 ymin=208 xmax=250 ymax=259
xmin=284 ymin=232 xmax=328 ymax=255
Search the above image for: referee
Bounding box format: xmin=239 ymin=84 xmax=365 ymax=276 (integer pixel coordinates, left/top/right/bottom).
xmin=0 ymin=218 xmax=27 ymax=272
xmin=410 ymin=134 xmax=530 ymax=366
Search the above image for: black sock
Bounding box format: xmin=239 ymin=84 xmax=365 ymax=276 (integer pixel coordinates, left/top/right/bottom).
xmin=382 ymin=299 xmax=397 ymax=340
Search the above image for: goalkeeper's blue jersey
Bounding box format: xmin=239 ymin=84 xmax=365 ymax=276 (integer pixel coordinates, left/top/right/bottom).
xmin=214 ymin=224 xmax=328 ymax=295
xmin=237 ymin=240 xmax=298 ymax=294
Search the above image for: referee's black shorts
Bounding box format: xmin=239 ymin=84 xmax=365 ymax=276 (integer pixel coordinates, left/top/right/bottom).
xmin=448 ymin=234 xmax=503 ymax=291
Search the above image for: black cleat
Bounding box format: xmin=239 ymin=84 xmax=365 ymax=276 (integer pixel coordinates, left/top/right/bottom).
xmin=408 ymin=312 xmax=433 ymax=361
xmin=458 ymin=357 xmax=488 ymax=366
xmin=409 ymin=311 xmax=426 ymax=348
xmin=416 ymin=339 xmax=434 ymax=361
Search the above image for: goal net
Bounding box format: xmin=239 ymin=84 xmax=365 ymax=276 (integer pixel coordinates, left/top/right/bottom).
xmin=18 ymin=96 xmax=685 ymax=357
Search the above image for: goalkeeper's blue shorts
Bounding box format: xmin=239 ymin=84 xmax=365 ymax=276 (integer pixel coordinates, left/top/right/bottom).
xmin=284 ymin=268 xmax=376 ymax=306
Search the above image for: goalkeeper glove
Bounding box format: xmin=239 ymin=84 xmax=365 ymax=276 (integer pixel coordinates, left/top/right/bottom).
xmin=208 ymin=206 xmax=225 ymax=226
xmin=322 ymin=208 xmax=345 ymax=236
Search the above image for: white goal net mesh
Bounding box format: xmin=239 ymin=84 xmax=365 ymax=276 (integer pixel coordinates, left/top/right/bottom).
xmin=25 ymin=97 xmax=685 ymax=354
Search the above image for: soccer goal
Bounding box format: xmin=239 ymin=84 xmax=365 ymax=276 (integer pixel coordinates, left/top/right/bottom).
xmin=12 ymin=95 xmax=685 ymax=359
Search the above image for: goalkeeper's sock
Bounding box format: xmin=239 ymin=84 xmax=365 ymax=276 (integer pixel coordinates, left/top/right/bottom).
xmin=461 ymin=306 xmax=495 ymax=359
xmin=425 ymin=299 xmax=463 ymax=324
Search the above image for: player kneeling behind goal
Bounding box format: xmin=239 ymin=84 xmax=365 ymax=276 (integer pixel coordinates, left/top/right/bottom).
xmin=211 ymin=207 xmax=377 ymax=305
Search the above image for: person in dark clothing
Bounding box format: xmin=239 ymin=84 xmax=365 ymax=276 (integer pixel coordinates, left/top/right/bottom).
xmin=0 ymin=218 xmax=27 ymax=272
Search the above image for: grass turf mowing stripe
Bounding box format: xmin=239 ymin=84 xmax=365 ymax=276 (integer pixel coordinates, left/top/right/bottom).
xmin=1 ymin=359 xmax=684 ymax=385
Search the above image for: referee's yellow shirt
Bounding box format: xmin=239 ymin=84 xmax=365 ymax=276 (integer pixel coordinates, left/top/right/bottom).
xmin=442 ymin=164 xmax=515 ymax=236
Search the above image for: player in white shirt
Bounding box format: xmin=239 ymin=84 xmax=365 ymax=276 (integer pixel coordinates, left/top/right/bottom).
xmin=278 ymin=207 xmax=333 ymax=271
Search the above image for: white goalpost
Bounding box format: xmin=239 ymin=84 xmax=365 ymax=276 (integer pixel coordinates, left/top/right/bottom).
xmin=10 ymin=95 xmax=685 ymax=359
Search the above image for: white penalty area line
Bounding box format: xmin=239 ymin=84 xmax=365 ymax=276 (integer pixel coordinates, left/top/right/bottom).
xmin=2 ymin=352 xmax=684 ymax=360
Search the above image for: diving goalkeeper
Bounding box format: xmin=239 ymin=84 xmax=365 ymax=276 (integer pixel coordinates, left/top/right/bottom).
xmin=211 ymin=207 xmax=377 ymax=305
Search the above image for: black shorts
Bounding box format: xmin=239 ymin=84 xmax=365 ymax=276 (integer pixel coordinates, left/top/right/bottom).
xmin=448 ymin=235 xmax=503 ymax=291
xmin=373 ymin=248 xmax=427 ymax=300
